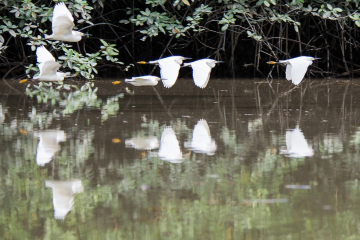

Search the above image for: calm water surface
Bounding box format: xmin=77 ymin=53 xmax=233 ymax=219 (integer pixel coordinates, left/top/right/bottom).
xmin=0 ymin=78 xmax=359 ymax=239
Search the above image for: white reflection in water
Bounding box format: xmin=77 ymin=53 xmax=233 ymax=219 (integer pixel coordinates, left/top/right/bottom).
xmin=184 ymin=119 xmax=216 ymax=155
xmin=283 ymin=127 xmax=313 ymax=158
xmin=45 ymin=180 xmax=83 ymax=220
xmin=158 ymin=127 xmax=182 ymax=163
xmin=34 ymin=130 xmax=66 ymax=166
xmin=125 ymin=136 xmax=159 ymax=150
xmin=285 ymin=185 xmax=311 ymax=189
xmin=242 ymin=198 xmax=288 ymax=204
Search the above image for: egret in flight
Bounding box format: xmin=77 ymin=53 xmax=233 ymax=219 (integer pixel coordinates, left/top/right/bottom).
xmin=183 ymin=58 xmax=223 ymax=88
xmin=45 ymin=2 xmax=86 ymax=42
xmin=125 ymin=75 xmax=161 ymax=86
xmin=267 ymin=56 xmax=320 ymax=85
xmin=33 ymin=46 xmax=66 ymax=81
xmin=137 ymin=56 xmax=191 ymax=88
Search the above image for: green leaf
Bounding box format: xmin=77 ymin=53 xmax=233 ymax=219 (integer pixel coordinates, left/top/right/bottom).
xmin=294 ymin=24 xmax=299 ymax=32
xmin=221 ymin=24 xmax=229 ymax=31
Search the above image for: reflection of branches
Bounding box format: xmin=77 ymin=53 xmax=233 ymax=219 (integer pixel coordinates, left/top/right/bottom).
xmin=152 ymin=87 xmax=173 ymax=119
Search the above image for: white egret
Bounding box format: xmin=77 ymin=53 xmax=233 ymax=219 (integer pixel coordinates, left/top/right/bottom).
xmin=125 ymin=75 xmax=161 ymax=86
xmin=125 ymin=136 xmax=159 ymax=150
xmin=34 ymin=130 xmax=66 ymax=166
xmin=45 ymin=180 xmax=83 ymax=219
xmin=267 ymin=56 xmax=320 ymax=85
xmin=137 ymin=56 xmax=191 ymax=88
xmin=282 ymin=127 xmax=313 ymax=158
xmin=184 ymin=119 xmax=217 ymax=155
xmin=183 ymin=59 xmax=223 ymax=88
xmin=45 ymin=2 xmax=85 ymax=42
xmin=33 ymin=46 xmax=66 ymax=81
xmin=158 ymin=127 xmax=182 ymax=163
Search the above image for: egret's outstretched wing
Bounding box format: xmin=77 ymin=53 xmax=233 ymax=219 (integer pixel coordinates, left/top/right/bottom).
xmin=191 ymin=60 xmax=212 ymax=88
xmin=158 ymin=58 xmax=181 ymax=88
xmin=285 ymin=64 xmax=292 ymax=81
xmin=52 ymin=2 xmax=74 ymax=35
xmin=36 ymin=46 xmax=55 ymax=63
xmin=289 ymin=58 xmax=312 ymax=85
xmin=38 ymin=61 xmax=61 ymax=76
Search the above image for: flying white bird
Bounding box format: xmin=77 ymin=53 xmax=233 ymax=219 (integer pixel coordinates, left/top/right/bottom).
xmin=183 ymin=59 xmax=223 ymax=88
xmin=282 ymin=127 xmax=313 ymax=158
xmin=137 ymin=56 xmax=191 ymax=88
xmin=33 ymin=46 xmax=66 ymax=81
xmin=184 ymin=119 xmax=217 ymax=155
xmin=45 ymin=180 xmax=83 ymax=219
xmin=34 ymin=130 xmax=66 ymax=166
xmin=267 ymin=56 xmax=320 ymax=85
xmin=158 ymin=127 xmax=182 ymax=163
xmin=125 ymin=75 xmax=161 ymax=86
xmin=45 ymin=2 xmax=86 ymax=42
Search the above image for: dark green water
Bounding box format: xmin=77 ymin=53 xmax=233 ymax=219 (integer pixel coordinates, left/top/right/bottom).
xmin=0 ymin=78 xmax=359 ymax=239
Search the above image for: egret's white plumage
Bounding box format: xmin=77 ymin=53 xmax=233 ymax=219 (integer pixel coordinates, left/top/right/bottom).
xmin=125 ymin=136 xmax=159 ymax=150
xmin=158 ymin=127 xmax=182 ymax=163
xmin=184 ymin=119 xmax=216 ymax=155
xmin=45 ymin=180 xmax=83 ymax=219
xmin=125 ymin=75 xmax=161 ymax=86
xmin=183 ymin=59 xmax=222 ymax=88
xmin=277 ymin=56 xmax=317 ymax=85
xmin=33 ymin=46 xmax=66 ymax=81
xmin=35 ymin=130 xmax=66 ymax=166
xmin=141 ymin=56 xmax=190 ymax=88
xmin=45 ymin=2 xmax=85 ymax=42
xmin=284 ymin=127 xmax=313 ymax=158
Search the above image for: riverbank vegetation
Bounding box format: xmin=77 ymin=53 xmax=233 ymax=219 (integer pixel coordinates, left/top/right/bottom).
xmin=1 ymin=0 xmax=360 ymax=79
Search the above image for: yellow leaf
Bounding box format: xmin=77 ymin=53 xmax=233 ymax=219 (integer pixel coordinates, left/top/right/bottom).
xmin=19 ymin=79 xmax=27 ymax=83
xmin=182 ymin=0 xmax=190 ymax=6
xmin=112 ymin=81 xmax=121 ymax=85
xmin=20 ymin=129 xmax=27 ymax=135
xmin=112 ymin=138 xmax=121 ymax=143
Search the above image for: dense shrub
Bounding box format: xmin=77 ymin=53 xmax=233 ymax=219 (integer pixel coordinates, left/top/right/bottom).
xmin=1 ymin=0 xmax=360 ymax=79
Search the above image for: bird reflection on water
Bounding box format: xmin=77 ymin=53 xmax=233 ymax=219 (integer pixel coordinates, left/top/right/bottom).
xmin=184 ymin=119 xmax=217 ymax=155
xmin=158 ymin=127 xmax=183 ymax=163
xmin=34 ymin=130 xmax=66 ymax=166
xmin=45 ymin=180 xmax=83 ymax=220
xmin=125 ymin=136 xmax=159 ymax=150
xmin=281 ymin=126 xmax=313 ymax=158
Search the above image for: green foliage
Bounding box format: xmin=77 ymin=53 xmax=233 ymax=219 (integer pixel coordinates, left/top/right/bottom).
xmin=1 ymin=0 xmax=360 ymax=78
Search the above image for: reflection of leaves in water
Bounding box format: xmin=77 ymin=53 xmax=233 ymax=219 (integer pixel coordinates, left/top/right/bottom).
xmin=117 ymin=178 xmax=136 ymax=192
xmin=26 ymin=82 xmax=124 ymax=121
xmin=101 ymin=94 xmax=124 ymax=122
xmin=221 ymin=126 xmax=237 ymax=152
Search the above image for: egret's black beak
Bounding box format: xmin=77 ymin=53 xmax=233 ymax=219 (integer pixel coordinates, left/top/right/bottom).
xmin=183 ymin=57 xmax=192 ymax=60
xmin=314 ymin=58 xmax=321 ymax=60
xmin=216 ymin=61 xmax=225 ymax=63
